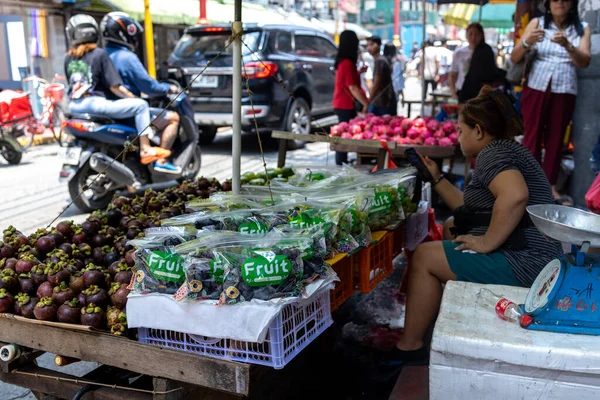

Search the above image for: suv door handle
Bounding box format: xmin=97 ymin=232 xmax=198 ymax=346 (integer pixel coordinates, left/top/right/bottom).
xmin=302 ymin=64 xmax=313 ymax=72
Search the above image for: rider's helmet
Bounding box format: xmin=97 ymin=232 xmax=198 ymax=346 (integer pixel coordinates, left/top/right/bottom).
xmin=66 ymin=14 xmax=99 ymax=46
xmin=100 ymin=12 xmax=144 ymax=51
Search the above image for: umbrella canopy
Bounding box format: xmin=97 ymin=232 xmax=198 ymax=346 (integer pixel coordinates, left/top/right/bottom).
xmin=437 ymin=0 xmax=514 ymax=4
xmin=443 ymin=3 xmax=516 ymax=29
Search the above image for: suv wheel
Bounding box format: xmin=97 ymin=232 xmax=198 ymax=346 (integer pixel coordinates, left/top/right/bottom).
xmin=198 ymin=126 xmax=218 ymax=145
xmin=283 ymin=98 xmax=311 ymax=150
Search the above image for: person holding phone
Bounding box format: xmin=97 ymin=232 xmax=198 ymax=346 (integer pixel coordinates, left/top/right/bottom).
xmin=333 ymin=30 xmax=369 ymax=165
xmin=385 ymin=87 xmax=562 ymax=366
xmin=510 ymin=0 xmax=591 ymax=205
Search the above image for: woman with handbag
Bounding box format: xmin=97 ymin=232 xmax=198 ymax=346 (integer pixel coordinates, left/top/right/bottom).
xmin=510 ymin=0 xmax=591 ymax=204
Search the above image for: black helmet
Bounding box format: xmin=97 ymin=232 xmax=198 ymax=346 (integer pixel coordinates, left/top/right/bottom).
xmin=66 ymin=14 xmax=98 ymax=46
xmin=100 ymin=12 xmax=143 ymax=51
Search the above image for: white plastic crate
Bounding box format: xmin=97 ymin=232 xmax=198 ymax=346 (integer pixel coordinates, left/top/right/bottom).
xmin=138 ymin=289 xmax=333 ymax=369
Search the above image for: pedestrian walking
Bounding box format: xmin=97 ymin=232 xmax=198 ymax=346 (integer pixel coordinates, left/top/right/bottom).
xmin=420 ymin=40 xmax=440 ymax=101
xmin=510 ymin=0 xmax=591 ymax=205
xmin=384 ymin=43 xmax=405 ymax=103
xmin=366 ymin=36 xmax=397 ymax=116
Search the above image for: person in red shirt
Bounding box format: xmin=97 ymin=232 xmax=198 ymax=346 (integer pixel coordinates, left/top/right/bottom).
xmin=333 ymin=30 xmax=369 ymax=165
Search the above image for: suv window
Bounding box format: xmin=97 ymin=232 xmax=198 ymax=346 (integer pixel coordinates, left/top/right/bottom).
xmin=294 ymin=35 xmax=321 ymax=57
xmin=276 ymin=32 xmax=292 ymax=53
xmin=173 ymin=31 xmax=261 ymax=58
xmin=314 ymin=37 xmax=337 ymax=58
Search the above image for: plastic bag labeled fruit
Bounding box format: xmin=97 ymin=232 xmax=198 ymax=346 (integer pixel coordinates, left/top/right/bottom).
xmin=186 ymin=195 xmax=261 ymax=213
xmin=173 ymin=256 xmax=223 ymax=302
xmin=162 ymin=209 xmax=270 ymax=237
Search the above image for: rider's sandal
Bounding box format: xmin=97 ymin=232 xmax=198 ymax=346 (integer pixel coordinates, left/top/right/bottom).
xmin=141 ymin=147 xmax=171 ymax=165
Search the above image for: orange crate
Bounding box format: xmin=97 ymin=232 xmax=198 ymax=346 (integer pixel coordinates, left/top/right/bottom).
xmin=327 ymin=253 xmax=354 ymax=311
xmin=355 ymin=231 xmax=394 ymax=294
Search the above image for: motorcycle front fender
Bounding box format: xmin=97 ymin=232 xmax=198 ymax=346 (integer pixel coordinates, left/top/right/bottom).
xmin=0 ymin=135 xmax=23 ymax=154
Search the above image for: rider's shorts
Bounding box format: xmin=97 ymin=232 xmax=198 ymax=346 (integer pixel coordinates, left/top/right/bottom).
xmin=149 ymin=108 xmax=176 ymax=132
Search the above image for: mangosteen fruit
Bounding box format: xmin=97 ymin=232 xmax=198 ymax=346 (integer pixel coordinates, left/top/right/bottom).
xmin=81 ymin=285 xmax=109 ymax=309
xmin=111 ymin=323 xmax=127 ymax=336
xmin=82 ymin=265 xmax=105 ymax=288
xmin=0 ymin=289 xmax=14 ymax=313
xmin=15 ymin=294 xmax=37 ymax=319
xmin=114 ymin=267 xmax=133 ymax=285
xmin=49 ymin=231 xmax=65 ymax=246
xmin=18 ymin=273 xmax=34 ymax=294
xmin=71 ymin=229 xmax=87 ymax=245
xmin=106 ymin=306 xmax=127 ymax=327
xmin=37 ymin=281 xmax=54 ymax=298
xmin=0 ymin=242 xmax=14 ymax=259
xmin=73 ymin=243 xmax=91 ymax=260
xmin=81 ymin=221 xmax=98 ymax=237
xmin=69 ymin=272 xmax=85 ymax=294
xmin=112 ymin=196 xmax=130 ymax=208
xmin=33 ymin=297 xmax=57 ymax=321
xmin=91 ymin=234 xmax=108 ymax=249
xmin=57 ymin=298 xmax=81 ymax=324
xmin=35 ymin=235 xmax=56 ymax=254
xmin=52 ymin=281 xmax=75 ymax=306
xmin=108 ymin=260 xmax=122 ymax=277
xmin=126 ymin=228 xmax=141 ymax=240
xmin=103 ymin=250 xmax=120 ymax=266
xmin=3 ymin=258 xmax=17 ymax=271
xmin=106 ymin=208 xmax=123 ymax=227
xmin=45 ymin=264 xmax=71 ymax=286
xmin=56 ymin=221 xmax=74 ymax=238
xmin=0 ymin=269 xmax=17 ymax=291
xmin=222 ymin=180 xmax=232 ymax=192
xmin=80 ymin=303 xmax=105 ymax=329
xmin=92 ymin=247 xmax=105 ymax=265
xmin=109 ymin=282 xmax=130 ymax=309
xmin=30 ymin=265 xmax=47 ymax=286
xmin=15 ymin=255 xmax=36 ymax=274
xmin=58 ymin=243 xmax=75 ymax=256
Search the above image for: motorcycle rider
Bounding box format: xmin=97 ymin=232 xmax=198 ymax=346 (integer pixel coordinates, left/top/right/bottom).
xmin=101 ymin=12 xmax=182 ymax=174
xmin=64 ymin=14 xmax=170 ymax=164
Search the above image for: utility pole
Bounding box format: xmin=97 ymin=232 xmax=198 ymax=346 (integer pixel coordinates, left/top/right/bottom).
xmin=143 ymin=0 xmax=156 ymax=78
xmin=199 ymin=0 xmax=207 ymax=23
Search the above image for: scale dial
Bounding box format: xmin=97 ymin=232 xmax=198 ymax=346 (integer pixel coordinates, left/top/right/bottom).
xmin=525 ymin=259 xmax=563 ymax=314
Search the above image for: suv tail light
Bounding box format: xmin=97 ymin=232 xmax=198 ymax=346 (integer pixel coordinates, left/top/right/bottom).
xmin=243 ymin=62 xmax=278 ymax=79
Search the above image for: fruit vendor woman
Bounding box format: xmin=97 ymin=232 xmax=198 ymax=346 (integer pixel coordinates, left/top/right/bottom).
xmin=386 ymin=87 xmax=563 ymax=365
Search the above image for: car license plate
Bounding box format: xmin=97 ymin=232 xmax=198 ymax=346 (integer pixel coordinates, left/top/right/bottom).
xmin=191 ymin=75 xmax=219 ymax=88
xmin=61 ymin=146 xmax=82 ymax=166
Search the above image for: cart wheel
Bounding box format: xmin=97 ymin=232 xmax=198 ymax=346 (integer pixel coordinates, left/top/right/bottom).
xmin=0 ymin=344 xmax=21 ymax=362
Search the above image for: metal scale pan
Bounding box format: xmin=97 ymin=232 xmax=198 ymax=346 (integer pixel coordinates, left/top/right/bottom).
xmin=527 ymin=204 xmax=600 ymax=248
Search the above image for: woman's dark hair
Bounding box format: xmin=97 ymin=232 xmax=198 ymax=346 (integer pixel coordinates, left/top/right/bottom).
xmin=466 ymin=22 xmax=486 ymax=42
xmin=383 ymin=43 xmax=397 ymax=64
xmin=543 ymin=0 xmax=584 ymax=36
xmin=459 ymin=86 xmax=523 ymax=139
xmin=335 ymin=30 xmax=359 ymax=69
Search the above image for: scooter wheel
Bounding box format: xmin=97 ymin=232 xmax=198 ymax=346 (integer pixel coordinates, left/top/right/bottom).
xmin=0 ymin=344 xmax=21 ymax=362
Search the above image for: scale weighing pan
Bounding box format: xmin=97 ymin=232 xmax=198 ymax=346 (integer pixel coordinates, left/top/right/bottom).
xmin=527 ymin=204 xmax=600 ymax=247
xmin=522 ymin=205 xmax=600 ymax=335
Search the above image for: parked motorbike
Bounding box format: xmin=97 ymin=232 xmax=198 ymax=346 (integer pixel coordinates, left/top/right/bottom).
xmin=60 ymin=83 xmax=201 ymax=212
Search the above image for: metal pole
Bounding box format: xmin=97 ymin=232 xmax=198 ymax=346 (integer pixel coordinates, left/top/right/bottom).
xmin=479 ymin=1 xmax=483 ymax=22
xmin=420 ymin=0 xmax=426 ymax=114
xmin=232 ymin=0 xmax=242 ymax=194
xmin=144 ymin=0 xmax=156 ymax=78
xmin=199 ymin=0 xmax=207 ymax=22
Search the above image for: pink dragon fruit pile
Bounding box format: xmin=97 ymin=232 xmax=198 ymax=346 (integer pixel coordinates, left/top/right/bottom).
xmin=329 ymin=115 xmax=459 ymax=146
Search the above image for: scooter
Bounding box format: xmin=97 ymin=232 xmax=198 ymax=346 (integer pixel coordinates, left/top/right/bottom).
xmin=60 ymin=83 xmax=201 ymax=212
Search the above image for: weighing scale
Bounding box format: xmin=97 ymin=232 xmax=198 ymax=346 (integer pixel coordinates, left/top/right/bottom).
xmin=521 ymin=205 xmax=600 ymax=335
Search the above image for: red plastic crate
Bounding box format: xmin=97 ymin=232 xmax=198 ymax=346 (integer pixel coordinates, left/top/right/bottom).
xmin=355 ymin=231 xmax=394 ymax=294
xmin=327 ymin=253 xmax=354 ymax=311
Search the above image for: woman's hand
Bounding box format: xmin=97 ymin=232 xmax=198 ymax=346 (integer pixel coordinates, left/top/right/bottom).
xmin=419 ymin=154 xmax=441 ymax=181
xmin=524 ymin=28 xmax=545 ymax=47
xmin=551 ymin=32 xmax=570 ymax=49
xmin=453 ymin=235 xmax=491 ymax=254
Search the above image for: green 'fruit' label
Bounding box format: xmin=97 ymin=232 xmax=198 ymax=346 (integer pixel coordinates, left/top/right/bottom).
xmin=146 ymin=251 xmax=185 ymax=283
xmin=289 ymin=214 xmax=325 ymax=229
xmin=209 ymin=259 xmax=225 ymax=283
xmin=370 ymin=192 xmax=393 ymax=215
xmin=242 ymin=255 xmax=291 ymax=287
xmin=238 ymin=221 xmax=267 ymax=235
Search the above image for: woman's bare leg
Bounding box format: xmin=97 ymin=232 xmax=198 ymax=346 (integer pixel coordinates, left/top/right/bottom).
xmin=397 ymin=241 xmax=456 ymax=351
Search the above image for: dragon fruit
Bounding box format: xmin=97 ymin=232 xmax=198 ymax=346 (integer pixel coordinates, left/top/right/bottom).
xmin=421 ymin=130 xmax=432 ymax=139
xmin=400 ymin=119 xmax=413 ymax=132
xmin=406 ymin=128 xmax=420 ymax=140
xmin=442 ymin=121 xmax=455 ymax=134
xmin=392 ymin=127 xmax=404 ymax=137
xmin=350 ymin=124 xmax=362 ymax=134
xmin=424 ymin=137 xmax=437 ymax=146
xmin=352 ymin=134 xmax=362 ymax=140
xmin=414 ymin=137 xmax=424 ymax=145
xmin=426 ymin=120 xmax=440 ymax=132
xmin=382 ymin=115 xmax=393 ymax=123
xmin=413 ymin=118 xmax=426 ymax=128
xmin=362 ymin=131 xmax=375 ymax=140
xmin=434 ymin=129 xmax=446 ymax=139
xmin=448 ymin=132 xmax=459 ymax=144
xmin=341 ymin=132 xmax=352 ymax=139
xmin=438 ymin=137 xmax=454 ymax=146
xmin=390 ymin=117 xmax=404 ymax=129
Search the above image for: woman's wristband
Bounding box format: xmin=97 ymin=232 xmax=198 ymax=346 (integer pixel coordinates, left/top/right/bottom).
xmin=522 ymin=38 xmax=531 ymax=49
xmin=432 ymin=173 xmax=445 ymax=187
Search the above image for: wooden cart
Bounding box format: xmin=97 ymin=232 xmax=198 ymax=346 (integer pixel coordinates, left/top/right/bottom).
xmin=0 ymin=315 xmax=258 ymax=399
